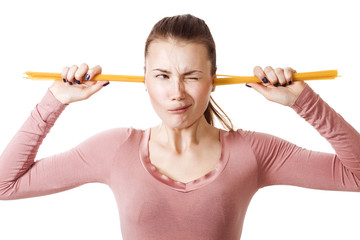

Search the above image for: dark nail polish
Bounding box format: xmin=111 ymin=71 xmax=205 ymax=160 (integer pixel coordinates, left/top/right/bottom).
xmin=262 ymin=77 xmax=268 ymax=83
xmin=69 ymin=81 xmax=73 ymax=85
xmin=282 ymin=83 xmax=287 ymax=87
xmin=274 ymin=83 xmax=279 ymax=87
xmin=63 ymin=78 xmax=66 ymax=82
xmin=103 ymin=82 xmax=110 ymax=87
xmin=288 ymin=81 xmax=292 ymax=85
xmin=85 ymin=74 xmax=90 ymax=81
xmin=76 ymin=80 xmax=80 ymax=84
xmin=245 ymin=84 xmax=252 ymax=88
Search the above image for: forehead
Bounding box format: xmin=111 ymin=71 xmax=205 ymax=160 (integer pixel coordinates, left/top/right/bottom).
xmin=146 ymin=39 xmax=210 ymax=69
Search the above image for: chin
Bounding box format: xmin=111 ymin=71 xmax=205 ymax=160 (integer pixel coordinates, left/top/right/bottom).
xmin=163 ymin=122 xmax=190 ymax=130
xmin=157 ymin=109 xmax=206 ymax=129
xmin=163 ymin=117 xmax=203 ymax=130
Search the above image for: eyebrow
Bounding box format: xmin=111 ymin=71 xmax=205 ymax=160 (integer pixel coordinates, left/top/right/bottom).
xmin=152 ymin=68 xmax=203 ymax=75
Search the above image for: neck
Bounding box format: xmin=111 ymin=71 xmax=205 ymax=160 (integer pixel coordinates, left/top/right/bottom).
xmin=152 ymin=116 xmax=217 ymax=154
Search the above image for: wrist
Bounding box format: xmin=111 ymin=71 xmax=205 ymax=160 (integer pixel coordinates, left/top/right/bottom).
xmin=290 ymin=83 xmax=318 ymax=112
xmin=287 ymin=81 xmax=307 ymax=107
xmin=48 ymin=87 xmax=71 ymax=105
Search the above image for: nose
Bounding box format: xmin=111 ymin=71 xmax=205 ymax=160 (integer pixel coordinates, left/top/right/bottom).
xmin=170 ymin=78 xmax=185 ymax=101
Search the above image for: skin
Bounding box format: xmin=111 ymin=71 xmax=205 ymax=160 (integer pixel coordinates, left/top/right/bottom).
xmin=48 ymin=38 xmax=306 ymax=181
xmin=144 ymin=39 xmax=218 ymax=155
xmin=143 ymin=39 xmax=221 ymax=180
xmin=49 ymin=63 xmax=109 ymax=105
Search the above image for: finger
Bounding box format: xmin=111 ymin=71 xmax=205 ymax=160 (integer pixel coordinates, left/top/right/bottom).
xmin=246 ymin=82 xmax=271 ymax=99
xmin=264 ymin=66 xmax=278 ymax=86
xmin=85 ymin=65 xmax=102 ymax=81
xmin=274 ymin=67 xmax=287 ymax=86
xmin=67 ymin=65 xmax=78 ymax=85
xmin=253 ymin=66 xmax=270 ymax=85
xmin=83 ymin=81 xmax=110 ymax=98
xmin=74 ymin=63 xmax=89 ymax=84
xmin=61 ymin=66 xmax=70 ymax=83
xmin=284 ymin=67 xmax=297 ymax=85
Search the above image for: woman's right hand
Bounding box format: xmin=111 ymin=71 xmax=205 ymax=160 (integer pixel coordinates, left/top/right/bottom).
xmin=49 ymin=63 xmax=109 ymax=105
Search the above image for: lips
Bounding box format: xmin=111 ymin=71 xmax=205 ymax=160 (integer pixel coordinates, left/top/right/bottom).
xmin=168 ymin=104 xmax=192 ymax=111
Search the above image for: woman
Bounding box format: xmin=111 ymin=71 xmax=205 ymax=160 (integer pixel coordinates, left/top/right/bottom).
xmin=0 ymin=14 xmax=359 ymax=240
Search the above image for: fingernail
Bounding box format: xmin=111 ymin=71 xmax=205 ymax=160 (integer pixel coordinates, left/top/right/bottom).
xmin=63 ymin=78 xmax=66 ymax=82
xmin=288 ymin=81 xmax=292 ymax=85
xmin=245 ymin=84 xmax=252 ymax=88
xmin=85 ymin=74 xmax=90 ymax=81
xmin=274 ymin=83 xmax=279 ymax=87
xmin=262 ymin=77 xmax=268 ymax=83
xmin=103 ymin=82 xmax=110 ymax=87
xmin=76 ymin=80 xmax=80 ymax=84
xmin=282 ymin=83 xmax=287 ymax=87
xmin=69 ymin=81 xmax=73 ymax=85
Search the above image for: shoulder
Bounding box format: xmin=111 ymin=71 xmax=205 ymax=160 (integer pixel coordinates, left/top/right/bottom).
xmin=226 ymin=128 xmax=283 ymax=148
xmin=93 ymin=127 xmax=141 ymax=139
xmin=225 ymin=128 xmax=266 ymax=140
xmin=79 ymin=127 xmax=147 ymax=149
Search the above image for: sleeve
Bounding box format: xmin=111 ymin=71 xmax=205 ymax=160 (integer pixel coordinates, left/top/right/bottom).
xmin=0 ymin=89 xmax=131 ymax=200
xmin=244 ymin=84 xmax=360 ymax=191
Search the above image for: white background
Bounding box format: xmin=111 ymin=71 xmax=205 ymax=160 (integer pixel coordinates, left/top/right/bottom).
xmin=0 ymin=0 xmax=359 ymax=239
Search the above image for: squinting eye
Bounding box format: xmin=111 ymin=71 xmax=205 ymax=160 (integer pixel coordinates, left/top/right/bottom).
xmin=156 ymin=74 xmax=169 ymax=79
xmin=187 ymin=77 xmax=199 ymax=80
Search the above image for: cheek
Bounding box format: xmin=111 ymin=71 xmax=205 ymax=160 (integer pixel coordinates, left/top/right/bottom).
xmin=193 ymin=86 xmax=212 ymax=104
xmin=147 ymin=84 xmax=167 ymax=109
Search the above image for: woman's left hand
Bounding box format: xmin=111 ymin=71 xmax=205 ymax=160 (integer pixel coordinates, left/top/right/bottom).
xmin=246 ymin=66 xmax=306 ymax=106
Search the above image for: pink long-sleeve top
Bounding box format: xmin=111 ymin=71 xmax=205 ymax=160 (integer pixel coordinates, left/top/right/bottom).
xmin=1 ymin=84 xmax=360 ymax=240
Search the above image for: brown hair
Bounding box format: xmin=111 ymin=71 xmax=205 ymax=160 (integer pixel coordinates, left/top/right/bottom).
xmin=144 ymin=14 xmax=234 ymax=131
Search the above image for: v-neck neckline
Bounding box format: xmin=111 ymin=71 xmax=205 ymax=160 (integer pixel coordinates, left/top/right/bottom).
xmin=138 ymin=128 xmax=230 ymax=193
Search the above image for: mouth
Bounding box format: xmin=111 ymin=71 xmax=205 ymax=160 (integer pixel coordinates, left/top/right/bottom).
xmin=168 ymin=105 xmax=192 ymax=113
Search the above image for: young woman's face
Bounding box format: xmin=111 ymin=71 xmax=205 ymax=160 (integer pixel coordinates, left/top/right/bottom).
xmin=145 ymin=38 xmax=215 ymax=129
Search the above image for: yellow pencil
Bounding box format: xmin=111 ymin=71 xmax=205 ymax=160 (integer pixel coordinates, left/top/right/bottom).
xmin=24 ymin=70 xmax=339 ymax=86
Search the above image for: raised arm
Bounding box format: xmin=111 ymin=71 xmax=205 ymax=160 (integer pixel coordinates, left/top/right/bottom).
xmin=245 ymin=66 xmax=360 ymax=191
xmin=0 ymin=63 xmax=116 ymax=200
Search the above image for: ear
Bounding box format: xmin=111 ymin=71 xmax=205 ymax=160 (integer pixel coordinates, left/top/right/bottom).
xmin=211 ymin=66 xmax=217 ymax=92
xmin=143 ymin=66 xmax=147 ymax=88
